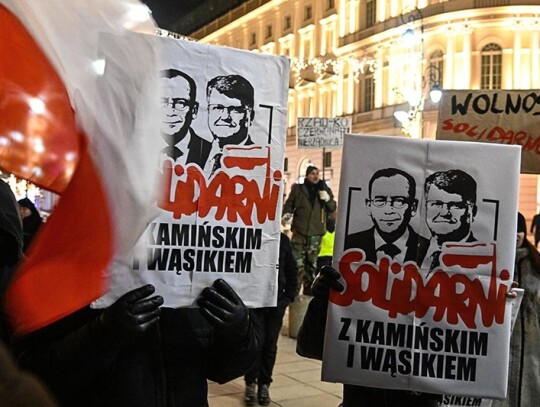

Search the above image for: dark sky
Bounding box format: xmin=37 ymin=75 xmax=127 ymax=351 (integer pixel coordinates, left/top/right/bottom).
xmin=143 ymin=0 xmax=200 ymax=30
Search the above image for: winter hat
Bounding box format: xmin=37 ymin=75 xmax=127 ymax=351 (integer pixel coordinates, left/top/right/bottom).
xmin=305 ymin=165 xmax=318 ymax=177
xmin=517 ymin=212 xmax=527 ymax=235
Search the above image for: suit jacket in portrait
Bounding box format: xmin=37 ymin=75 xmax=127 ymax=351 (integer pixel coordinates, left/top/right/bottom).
xmin=344 ymin=226 xmax=429 ymax=265
xmin=162 ymin=128 xmax=212 ymax=169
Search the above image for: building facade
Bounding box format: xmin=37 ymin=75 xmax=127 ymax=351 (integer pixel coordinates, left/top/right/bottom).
xmin=190 ymin=0 xmax=540 ymax=221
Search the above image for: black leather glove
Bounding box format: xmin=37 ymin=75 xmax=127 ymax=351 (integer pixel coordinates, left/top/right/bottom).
xmin=99 ymin=284 xmax=164 ymax=347
xmin=311 ymin=266 xmax=344 ymax=299
xmin=197 ymin=279 xmax=249 ymax=343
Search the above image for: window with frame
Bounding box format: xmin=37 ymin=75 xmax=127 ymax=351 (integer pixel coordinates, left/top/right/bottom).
xmin=265 ymin=24 xmax=273 ymax=39
xmin=304 ymin=5 xmax=313 ymax=21
xmin=327 ymin=0 xmax=335 ymax=10
xmin=365 ymin=0 xmax=376 ymax=28
xmin=428 ymin=50 xmax=444 ymax=89
xmin=284 ymin=15 xmax=292 ymax=30
xmin=284 ymin=157 xmax=289 ymax=173
xmin=481 ymin=43 xmax=502 ymax=90
xmin=363 ymin=74 xmax=375 ymax=112
xmin=250 ymin=32 xmax=257 ymax=46
xmin=324 ymin=151 xmax=332 ymax=167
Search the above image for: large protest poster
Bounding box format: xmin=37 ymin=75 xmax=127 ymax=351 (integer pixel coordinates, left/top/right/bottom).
xmin=93 ymin=36 xmax=289 ymax=308
xmin=322 ymin=134 xmax=521 ymax=399
xmin=437 ymin=89 xmax=540 ymax=173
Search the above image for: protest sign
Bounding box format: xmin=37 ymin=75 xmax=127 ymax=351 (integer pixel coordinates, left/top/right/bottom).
xmin=323 ymin=134 xmax=520 ymax=399
xmin=437 ymin=89 xmax=540 ymax=173
xmin=297 ymin=117 xmax=350 ymax=149
xmin=437 ymin=288 xmax=524 ymax=406
xmin=93 ymin=37 xmax=289 ymax=309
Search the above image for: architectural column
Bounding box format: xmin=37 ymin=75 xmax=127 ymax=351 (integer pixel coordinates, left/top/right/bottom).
xmin=461 ymin=27 xmax=472 ymax=89
xmin=375 ymin=48 xmax=384 ymax=108
xmin=347 ymin=63 xmax=355 ymax=114
xmin=445 ymin=28 xmax=455 ymax=89
xmin=377 ymin=0 xmax=386 ymax=23
xmin=513 ymin=27 xmax=522 ymax=88
xmin=387 ymin=56 xmax=396 ymax=106
xmin=337 ymin=69 xmax=345 ymax=116
xmin=532 ymin=30 xmax=539 ymax=88
xmin=338 ymin=0 xmax=347 ymax=37
xmin=390 ymin=0 xmax=399 ymax=18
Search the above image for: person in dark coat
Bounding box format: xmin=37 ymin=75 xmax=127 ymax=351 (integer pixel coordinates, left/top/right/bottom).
xmin=10 ymin=277 xmax=257 ymax=407
xmin=1 ymin=180 xmax=58 ymax=406
xmin=17 ymin=197 xmax=43 ymax=253
xmin=244 ymin=233 xmax=297 ymax=406
xmin=283 ymin=166 xmax=336 ymax=295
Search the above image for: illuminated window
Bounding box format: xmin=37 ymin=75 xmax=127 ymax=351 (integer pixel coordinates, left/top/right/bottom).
xmin=428 ymin=50 xmax=444 ymax=89
xmin=481 ymin=43 xmax=502 ymax=90
xmin=363 ymin=74 xmax=375 ymax=112
xmin=366 ymin=0 xmax=376 ymax=28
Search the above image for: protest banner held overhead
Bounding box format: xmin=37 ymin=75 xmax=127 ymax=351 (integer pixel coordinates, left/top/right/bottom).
xmin=297 ymin=117 xmax=350 ymax=149
xmin=323 ymin=134 xmax=520 ymax=399
xmin=437 ymin=89 xmax=540 ymax=173
xmin=93 ymin=37 xmax=290 ymax=309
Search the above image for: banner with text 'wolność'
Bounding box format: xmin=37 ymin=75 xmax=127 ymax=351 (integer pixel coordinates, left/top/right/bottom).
xmin=323 ymin=134 xmax=520 ymax=399
xmin=437 ymin=89 xmax=540 ymax=174
xmin=92 ymin=37 xmax=289 ymax=309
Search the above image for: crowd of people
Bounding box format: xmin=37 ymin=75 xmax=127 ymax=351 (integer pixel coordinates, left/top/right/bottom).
xmin=2 ymin=160 xmax=539 ymax=407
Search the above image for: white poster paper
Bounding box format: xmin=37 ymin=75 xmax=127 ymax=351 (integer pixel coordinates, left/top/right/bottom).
xmin=323 ymin=134 xmax=521 ymax=399
xmin=93 ymin=37 xmax=289 ymax=308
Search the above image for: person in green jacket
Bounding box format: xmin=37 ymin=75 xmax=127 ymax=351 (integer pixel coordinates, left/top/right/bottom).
xmin=282 ymin=166 xmax=336 ymax=295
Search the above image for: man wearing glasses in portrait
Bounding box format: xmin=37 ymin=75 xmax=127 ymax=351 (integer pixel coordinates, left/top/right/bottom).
xmin=160 ymin=68 xmax=212 ymax=169
xmin=344 ymin=168 xmax=428 ymax=264
xmin=205 ymin=74 xmax=255 ymax=175
xmin=419 ymin=169 xmax=478 ymax=275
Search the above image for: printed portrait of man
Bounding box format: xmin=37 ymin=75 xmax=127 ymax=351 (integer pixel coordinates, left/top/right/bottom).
xmin=205 ymin=74 xmax=255 ymax=174
xmin=160 ymin=68 xmax=212 ymax=168
xmin=419 ymin=169 xmax=478 ymax=274
xmin=344 ymin=168 xmax=428 ymax=264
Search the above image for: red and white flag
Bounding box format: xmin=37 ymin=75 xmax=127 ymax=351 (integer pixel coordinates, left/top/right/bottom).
xmin=0 ymin=0 xmax=162 ymax=336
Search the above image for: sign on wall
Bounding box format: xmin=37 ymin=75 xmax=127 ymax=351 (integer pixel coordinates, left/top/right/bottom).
xmin=297 ymin=117 xmax=350 ymax=149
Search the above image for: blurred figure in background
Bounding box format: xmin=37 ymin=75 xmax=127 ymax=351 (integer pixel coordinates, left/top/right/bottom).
xmin=493 ymin=213 xmax=540 ymax=407
xmin=245 ymin=233 xmax=297 ymax=406
xmin=1 ymin=181 xmax=58 ymax=406
xmin=17 ymin=198 xmax=43 ymax=253
xmin=282 ymin=166 xmax=336 ymax=295
xmin=316 ymin=213 xmax=336 ymax=274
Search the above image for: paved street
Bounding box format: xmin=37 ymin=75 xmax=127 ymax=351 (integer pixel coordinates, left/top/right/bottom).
xmin=208 ymin=311 xmax=343 ymax=407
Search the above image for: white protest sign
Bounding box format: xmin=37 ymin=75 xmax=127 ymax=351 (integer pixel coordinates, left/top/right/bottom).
xmin=437 ymin=89 xmax=540 ymax=174
xmin=297 ymin=117 xmax=350 ymax=149
xmin=323 ymin=134 xmax=520 ymax=399
xmin=93 ymin=37 xmax=289 ymax=308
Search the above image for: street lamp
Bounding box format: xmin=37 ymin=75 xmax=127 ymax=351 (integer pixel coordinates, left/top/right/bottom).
xmin=394 ymin=6 xmax=442 ymax=137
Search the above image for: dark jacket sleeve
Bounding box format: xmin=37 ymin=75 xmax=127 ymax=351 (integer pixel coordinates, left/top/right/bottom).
xmin=296 ymin=296 xmax=328 ymax=361
xmin=280 ymin=233 xmax=298 ymax=301
xmin=207 ymin=318 xmax=258 ymax=384
xmin=282 ymin=184 xmax=297 ymax=215
xmin=13 ymin=308 xmax=119 ymax=401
